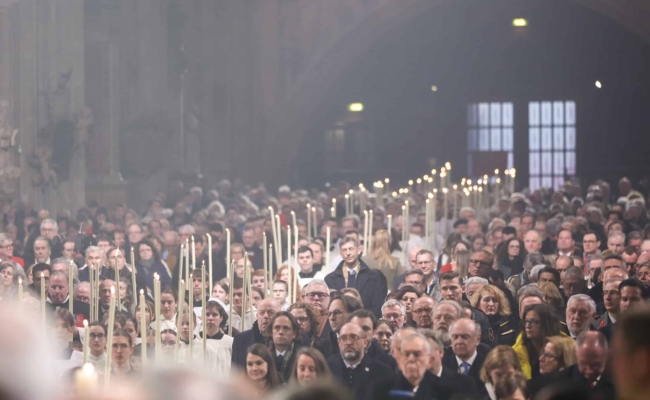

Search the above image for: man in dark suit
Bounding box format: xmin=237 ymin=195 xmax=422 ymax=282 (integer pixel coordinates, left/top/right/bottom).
xmin=266 ymin=311 xmax=306 ymax=383
xmin=231 ymin=298 xmax=281 ymax=367
xmin=442 ymin=318 xmax=490 ymax=394
xmin=348 ymin=309 xmax=397 ymax=370
xmin=554 ymin=331 xmax=616 ymax=399
xmin=420 ymin=328 xmax=479 ymax=396
xmin=46 ymin=271 xmax=90 ymax=324
xmin=373 ymin=332 xmax=455 ymax=400
xmin=325 ymin=237 xmax=387 ymax=317
xmin=327 ymin=322 xmax=394 ymax=400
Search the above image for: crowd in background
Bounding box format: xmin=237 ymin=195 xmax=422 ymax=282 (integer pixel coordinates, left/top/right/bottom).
xmin=2 ymin=176 xmax=650 ymax=400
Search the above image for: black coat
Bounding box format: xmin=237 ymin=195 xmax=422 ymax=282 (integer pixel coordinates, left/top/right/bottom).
xmin=373 ymin=370 xmax=456 ymax=400
xmin=327 ymin=353 xmax=394 ymax=400
xmin=554 ymin=364 xmax=617 ymax=399
xmin=470 ymin=307 xmax=495 ymax=349
xmin=46 ymin=298 xmax=91 ymax=323
xmin=486 ymin=315 xmax=518 ymax=347
xmin=268 ymin=340 xmax=307 ymax=383
xmin=231 ymin=321 xmax=267 ymax=368
xmin=442 ymin=343 xmax=491 ymax=395
xmin=311 ymin=334 xmax=333 ymax=359
xmin=325 ymin=259 xmax=387 ymax=318
xmin=432 ymin=366 xmax=480 ymax=397
xmin=367 ymin=338 xmax=397 ymax=370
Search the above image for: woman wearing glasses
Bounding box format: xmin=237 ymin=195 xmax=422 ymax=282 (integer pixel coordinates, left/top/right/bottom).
xmin=512 ymin=303 xmax=565 ymax=379
xmin=528 ymin=336 xmax=577 ymax=396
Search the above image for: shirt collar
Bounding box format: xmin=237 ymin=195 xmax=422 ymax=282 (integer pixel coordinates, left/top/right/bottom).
xmin=343 ymin=359 xmax=361 ymax=369
xmin=456 ymin=350 xmax=478 ymax=367
xmin=275 ymin=349 xmax=287 ymax=357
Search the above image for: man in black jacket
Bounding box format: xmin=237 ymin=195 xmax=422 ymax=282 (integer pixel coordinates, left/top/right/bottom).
xmin=46 ymin=271 xmax=90 ymax=323
xmin=327 ymin=322 xmax=394 ymax=400
xmin=266 ymin=311 xmax=306 ymax=383
xmin=349 ymin=309 xmax=397 ymax=370
xmin=231 ymin=298 xmax=281 ymax=367
xmin=325 ymin=237 xmax=387 ymax=318
xmin=442 ymin=318 xmax=490 ymax=394
xmin=420 ymin=328 xmax=480 ymax=396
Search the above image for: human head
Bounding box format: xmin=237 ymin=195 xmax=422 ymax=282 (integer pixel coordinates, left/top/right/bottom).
xmin=619 ymin=279 xmax=650 ymax=313
xmin=539 ymin=336 xmax=577 ymax=375
xmin=582 ymin=231 xmax=601 ymax=255
xmin=468 ymin=250 xmax=494 ymax=279
xmin=297 ymin=246 xmax=314 ymax=273
xmin=33 ymin=237 xmax=51 ymax=263
xmin=415 ymin=249 xmax=436 ymax=279
xmin=339 ymin=237 xmax=361 ymax=266
xmin=412 ymin=297 xmax=436 ymax=329
xmin=470 ymin=284 xmax=511 ymax=317
xmin=566 ymin=294 xmax=596 ymax=337
xmin=304 ymin=279 xmax=330 ymax=314
xmin=246 ymin=343 xmax=280 ymax=388
xmin=328 ymin=294 xmax=362 ymax=333
xmin=432 ymin=300 xmax=463 ymax=345
xmin=613 ymin=305 xmax=650 ymax=400
xmin=272 ymin=280 xmax=288 ymax=304
xmin=538 ymin=266 xmax=561 ymax=287
xmin=479 ymin=345 xmax=522 ymax=386
xmin=439 ymin=272 xmax=463 ymax=302
xmin=40 ymin=219 xmax=58 ymax=240
xmin=561 ymin=266 xmax=585 ymax=298
xmin=608 ymin=231 xmax=626 ymax=255
xmin=576 ymin=331 xmax=608 ymax=384
xmin=290 ymin=347 xmax=332 ymax=385
xmin=399 ymin=333 xmax=432 ymax=387
xmin=449 ymin=318 xmax=481 ymax=361
xmin=47 ymin=271 xmax=69 ymax=304
xmin=557 ymin=229 xmax=575 ymax=253
xmin=374 ymin=320 xmax=394 ymax=352
xmin=267 ymin=311 xmax=299 ymax=351
xmin=521 ymin=303 xmax=562 ymax=343
xmin=256 ymin=298 xmax=281 ymax=333
xmin=338 ymin=322 xmax=368 ymax=365
xmin=465 ymin=276 xmax=489 ymax=300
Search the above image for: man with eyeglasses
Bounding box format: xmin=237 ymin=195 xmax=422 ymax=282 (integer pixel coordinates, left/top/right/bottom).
xmin=231 ymin=297 xmax=281 ymax=368
xmin=412 ymin=296 xmax=436 ymax=329
xmin=325 ymin=237 xmax=386 ymax=318
xmin=304 ymin=279 xmax=332 ymax=338
xmin=469 ymin=250 xmax=518 ymax=315
xmin=348 ymin=309 xmax=397 ymax=370
xmin=327 ymin=322 xmax=394 ymax=400
xmin=381 ymin=300 xmax=406 ymax=331
xmin=86 ymin=321 xmax=107 ymax=373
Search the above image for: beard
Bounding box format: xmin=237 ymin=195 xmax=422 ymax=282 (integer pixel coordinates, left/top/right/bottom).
xmin=437 ymin=330 xmax=451 ymax=346
xmin=342 ymin=348 xmax=361 ymax=362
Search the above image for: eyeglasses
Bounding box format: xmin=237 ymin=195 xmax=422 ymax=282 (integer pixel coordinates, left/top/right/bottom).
xmin=326 ymin=310 xmax=344 ymax=318
xmin=583 ymin=240 xmax=598 ymax=245
xmin=469 ymin=259 xmax=488 ymax=266
xmin=339 ymin=334 xmax=361 ymax=343
xmin=540 ymin=352 xmax=558 ymax=360
xmin=306 ymin=292 xmax=330 ymax=299
xmin=412 ymin=308 xmax=433 ymax=315
xmin=524 ymin=319 xmax=541 ymax=326
xmin=89 ymin=333 xmax=105 ymax=340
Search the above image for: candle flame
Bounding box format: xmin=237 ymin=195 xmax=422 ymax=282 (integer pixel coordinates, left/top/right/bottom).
xmin=140 ymin=289 xmax=144 ymax=295
xmin=19 ymin=277 xmax=22 ymax=285
xmin=443 ymin=188 xmax=448 ymax=193
xmin=110 ymin=286 xmax=115 ymax=295
xmin=41 ymin=272 xmax=44 ymax=277
xmin=154 ymin=273 xmax=159 ymax=280
xmin=453 ymin=184 xmax=458 ymax=189
xmin=416 ymin=178 xmax=422 ymax=184
xmin=83 ymin=319 xmax=88 ymax=327
xmin=408 ymin=180 xmax=413 ymax=185
xmin=385 ymin=178 xmax=390 ymax=183
xmin=82 ymin=363 xmax=95 ymax=375
xmin=445 ymin=162 xmax=451 ymax=170
xmin=495 ymin=169 xmax=499 ymax=174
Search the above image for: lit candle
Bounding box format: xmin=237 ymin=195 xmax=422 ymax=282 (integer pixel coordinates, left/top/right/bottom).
xmin=312 ymin=207 xmax=317 ymax=238
xmin=387 ymin=214 xmax=392 ymax=234
xmin=443 ymin=188 xmax=449 ymax=238
xmin=104 ymin=286 xmax=116 ymax=389
xmin=263 ymin=233 xmax=268 ymax=295
xmin=304 ymin=208 xmax=309 ymax=240
xmin=268 ymin=243 xmax=273 ymax=292
xmin=114 ymin=256 xmax=120 ymax=308
xmin=326 ymin=227 xmax=331 ymax=270
xmin=82 ymin=319 xmax=89 ymax=365
xmin=76 ymin=363 xmax=97 ymax=398
xmin=177 ymin=244 xmax=184 ymax=313
xmin=18 ymin=277 xmax=23 ymax=309
xmin=201 ymin=260 xmax=207 ymax=360
xmin=332 ymin=198 xmax=337 ymax=218
xmin=425 ymin=199 xmax=430 ymax=244
xmin=68 ymin=261 xmax=74 ymax=315
xmin=275 ymin=215 xmax=282 ymax=265
xmin=453 ymin=184 xmax=459 ymax=220
xmin=139 ymin=290 xmax=147 ymax=369
xmin=191 ymin=236 xmax=196 ymax=274
xmin=287 ymin=226 xmax=292 ymax=305
xmin=207 ymin=233 xmax=213 ymax=288
xmin=226 ymin=229 xmax=231 ymax=279
xmin=154 ymin=273 xmax=161 ymax=361
xmin=130 ymin=249 xmax=136 ymax=314
xmin=360 ymin=188 xmax=367 ymax=215
xmin=344 ymin=194 xmax=350 ymax=216
xmin=40 ymin=273 xmax=46 ymax=330
xmin=401 ymin=205 xmax=406 ymax=266
xmin=432 ymin=189 xmax=437 ymax=242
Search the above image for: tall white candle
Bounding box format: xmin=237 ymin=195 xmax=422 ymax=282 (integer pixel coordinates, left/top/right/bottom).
xmin=326 ymin=227 xmax=331 ymax=269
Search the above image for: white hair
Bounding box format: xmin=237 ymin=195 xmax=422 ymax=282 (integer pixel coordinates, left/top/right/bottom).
xmin=449 ymin=318 xmax=481 ymax=337
xmin=567 ymin=294 xmax=597 ymax=314
xmin=382 ymin=299 xmax=406 ymax=316
xmin=465 ymin=277 xmax=489 ymax=287
xmin=305 ymin=279 xmax=329 ymax=293
xmin=40 ymin=218 xmax=58 ymax=233
xmin=608 ymin=231 xmax=626 ymax=242
xmin=178 ymin=224 xmax=196 ymax=235
xmin=530 ymin=264 xmax=547 ymax=280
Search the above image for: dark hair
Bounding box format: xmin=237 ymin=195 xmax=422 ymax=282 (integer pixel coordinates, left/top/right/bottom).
xmin=497 ymin=238 xmax=525 ymax=262
xmin=112 ymin=328 xmax=133 ymax=347
xmin=404 ymin=270 xmax=424 ymax=280
xmin=54 ymin=308 xmax=75 ymax=327
xmin=288 ymin=302 xmax=322 ymax=337
xmin=329 ymin=292 xmax=362 ymax=313
xmin=440 ymin=271 xmax=462 ymax=284
xmin=619 ymin=279 xmax=650 ymax=299
xmin=617 ymin=305 xmax=650 ymax=352
xmin=583 ymin=230 xmax=600 ymax=241
xmin=89 ymin=321 xmax=107 ymax=334
xmin=520 ymin=303 xmax=562 ymax=355
xmin=161 ymin=286 xmax=178 ymax=302
xmin=538 ymin=266 xmax=561 ymax=285
xmin=453 ymin=219 xmax=468 ymax=228
xmin=32 ymin=263 xmax=51 ymax=277
xmin=502 ymin=226 xmax=517 ymax=236
xmin=265 ymin=311 xmax=301 ymax=339
xmin=297 ymin=246 xmax=313 ymax=257
xmin=246 ymin=344 xmax=281 ymax=389
xmin=205 ymin=300 xmax=229 ymax=328
xmin=136 ymin=239 xmax=162 ymax=262
xmin=208 ymin=223 xmax=224 ymax=234
xmin=347 ymin=309 xmax=378 ymax=330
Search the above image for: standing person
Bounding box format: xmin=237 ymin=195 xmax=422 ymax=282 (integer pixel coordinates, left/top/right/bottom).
xmin=470 ymin=285 xmax=517 ymax=346
xmin=325 ymin=237 xmax=386 ymax=317
xmin=362 ymin=229 xmax=403 ymax=290
xmin=86 ymin=322 xmax=108 ymax=374
xmin=245 ymin=344 xmax=281 ymax=395
xmin=199 ymin=300 xmax=234 ymax=376
xmin=327 ymin=322 xmax=394 ymax=400
xmin=303 ymin=279 xmax=332 ymax=338
xmin=479 ymin=346 xmax=524 ymax=400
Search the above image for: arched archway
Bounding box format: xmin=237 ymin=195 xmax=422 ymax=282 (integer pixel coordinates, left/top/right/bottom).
xmin=264 ymin=0 xmax=650 ymax=185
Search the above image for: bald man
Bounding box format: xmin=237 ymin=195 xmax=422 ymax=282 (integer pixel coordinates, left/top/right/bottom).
xmin=231 ymin=297 xmax=281 ymax=368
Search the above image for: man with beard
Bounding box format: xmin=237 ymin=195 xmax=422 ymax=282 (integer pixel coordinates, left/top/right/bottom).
xmin=231 ymin=297 xmax=281 ymax=367
xmin=412 ymin=296 xmax=436 ymax=329
xmin=327 ymin=322 xmax=394 ymax=400
xmin=432 ymin=300 xmax=463 ymax=346
xmin=348 ymin=309 xmax=397 ymax=370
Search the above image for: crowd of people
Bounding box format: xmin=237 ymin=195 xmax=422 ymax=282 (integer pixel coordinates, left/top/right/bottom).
xmin=2 ymin=176 xmax=650 ymax=400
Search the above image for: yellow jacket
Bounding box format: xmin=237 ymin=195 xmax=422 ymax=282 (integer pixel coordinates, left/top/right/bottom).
xmin=512 ymin=331 xmax=569 ymax=379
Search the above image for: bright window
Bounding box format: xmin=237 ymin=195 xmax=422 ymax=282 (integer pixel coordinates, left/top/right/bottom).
xmin=467 ymin=102 xmax=514 ymax=175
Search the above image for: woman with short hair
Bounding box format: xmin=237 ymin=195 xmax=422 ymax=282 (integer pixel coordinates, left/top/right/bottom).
xmin=290 ymin=347 xmax=333 ymax=385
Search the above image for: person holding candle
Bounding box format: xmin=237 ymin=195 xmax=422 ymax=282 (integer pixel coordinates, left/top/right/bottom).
xmin=199 ymin=300 xmax=234 ymax=375
xmin=149 ymin=287 xmax=178 ymax=331
xmin=212 ymin=280 xmax=229 ymax=304
xmin=245 ymin=343 xmax=281 ymax=394
xmin=51 ymin=308 xmax=83 ymax=361
xmin=135 ymin=300 xmax=154 ymax=345
xmin=296 ymin=246 xmax=325 ymax=287
xmin=46 ymin=271 xmax=90 ymax=323
xmin=29 ymin=262 xmax=51 ymax=300
xmin=232 ymin=297 xmax=282 ymax=368
xmin=86 ymin=321 xmax=108 ymax=374
xmin=134 ymin=239 xmax=171 ymax=292
xmin=109 ymin=329 xmax=137 ymax=378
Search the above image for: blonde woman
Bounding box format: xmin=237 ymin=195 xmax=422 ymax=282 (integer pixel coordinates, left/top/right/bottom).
xmin=362 ymin=229 xmax=404 ymax=289
xmin=479 ymin=345 xmax=524 ymax=400
xmin=470 ymin=285 xmax=517 ymax=346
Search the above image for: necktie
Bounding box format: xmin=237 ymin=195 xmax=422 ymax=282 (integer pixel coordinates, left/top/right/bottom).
xmin=460 ymin=361 xmax=470 ymax=375
xmin=276 ymin=354 xmax=285 ymax=368
xmin=348 ymin=269 xmax=356 ymax=288
xmin=347 ymin=367 xmax=355 ymax=387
